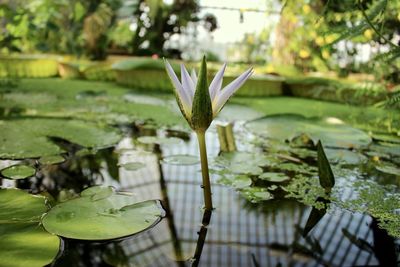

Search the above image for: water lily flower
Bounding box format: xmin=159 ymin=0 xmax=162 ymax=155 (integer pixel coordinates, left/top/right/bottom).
xmin=165 ymin=56 xmax=253 ymax=131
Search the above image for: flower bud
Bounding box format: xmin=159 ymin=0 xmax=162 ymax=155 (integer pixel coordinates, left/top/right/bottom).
xmin=190 ymin=56 xmax=213 ymax=132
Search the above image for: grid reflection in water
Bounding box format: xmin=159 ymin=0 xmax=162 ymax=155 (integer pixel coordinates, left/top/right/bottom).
xmin=106 ymin=131 xmax=381 ymax=267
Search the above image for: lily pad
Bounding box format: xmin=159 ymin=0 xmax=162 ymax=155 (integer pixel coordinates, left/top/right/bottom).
xmin=214 ymin=152 xmax=269 ymax=171
xmin=240 ymin=187 xmax=273 ymax=202
xmin=325 ymin=148 xmax=367 ymax=165
xmin=246 ymin=114 xmax=371 ymax=149
xmin=0 ymin=189 xmax=60 ymax=267
xmin=0 ymin=188 xmax=48 ymax=221
xmin=137 ymin=136 xmax=182 ymax=145
xmin=375 ymin=164 xmax=400 ymax=176
xmin=38 ymin=155 xmax=66 ymax=165
xmin=119 ymin=162 xmax=146 ymax=171
xmin=371 ymin=133 xmax=400 ymax=144
xmin=42 ymin=186 xmax=164 ymax=240
xmin=162 ymin=154 xmax=199 ymax=165
xmin=258 ymin=172 xmax=290 ymax=183
xmin=276 ymin=162 xmax=317 ymax=175
xmin=0 ymin=164 xmax=36 ymax=180
xmin=217 ymin=174 xmax=252 ymax=189
xmin=0 ymin=118 xmax=121 ymax=159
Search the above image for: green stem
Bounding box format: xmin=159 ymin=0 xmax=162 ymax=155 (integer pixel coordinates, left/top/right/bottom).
xmin=196 ymin=130 xmax=213 ymax=211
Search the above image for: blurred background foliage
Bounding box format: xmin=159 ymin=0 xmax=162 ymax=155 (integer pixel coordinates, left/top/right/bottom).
xmin=0 ymin=0 xmax=398 ymax=84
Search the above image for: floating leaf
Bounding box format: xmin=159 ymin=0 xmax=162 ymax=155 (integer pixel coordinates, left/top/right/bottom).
xmin=317 ymin=141 xmax=335 ymax=189
xmin=0 ymin=118 xmax=121 ymax=159
xmin=42 ymin=186 xmax=164 ymax=240
xmin=0 ymin=189 xmax=60 ymax=267
xmin=162 ymin=154 xmax=199 ymax=165
xmin=240 ymin=187 xmax=273 ymax=202
xmin=231 ymin=164 xmax=263 ymax=175
xmin=0 ymin=164 xmax=36 ymax=180
xmin=38 ymin=155 xmax=66 ymax=165
xmin=217 ymin=174 xmax=252 ymax=189
xmin=325 ymin=148 xmax=367 ymax=165
xmin=214 ymin=152 xmax=268 ymax=175
xmin=375 ymin=164 xmax=400 ymax=176
xmin=371 ymin=133 xmax=400 ymax=144
xmin=0 ymin=188 xmax=47 ymax=221
xmin=119 ymin=162 xmax=146 ymax=171
xmin=246 ymin=114 xmax=371 ymax=149
xmin=259 ymin=172 xmax=290 ymax=183
xmin=276 ymin=162 xmax=317 ymax=175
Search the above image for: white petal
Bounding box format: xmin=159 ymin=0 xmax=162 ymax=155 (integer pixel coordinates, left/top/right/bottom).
xmin=209 ymin=63 xmax=226 ymax=102
xmin=191 ymin=69 xmax=198 ymax=86
xmin=213 ymin=68 xmax=253 ymax=116
xmin=181 ymin=64 xmax=195 ymax=99
xmin=165 ymin=60 xmax=191 ymax=116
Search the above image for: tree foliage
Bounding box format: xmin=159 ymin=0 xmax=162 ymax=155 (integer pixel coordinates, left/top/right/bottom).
xmin=269 ymin=0 xmax=399 ymax=82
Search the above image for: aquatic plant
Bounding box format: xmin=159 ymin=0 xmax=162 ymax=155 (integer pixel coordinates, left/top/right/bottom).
xmin=165 ymin=56 xmax=253 ymax=210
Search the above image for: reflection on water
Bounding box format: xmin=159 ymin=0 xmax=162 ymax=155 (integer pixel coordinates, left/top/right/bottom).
xmin=2 ymin=125 xmax=398 ymax=267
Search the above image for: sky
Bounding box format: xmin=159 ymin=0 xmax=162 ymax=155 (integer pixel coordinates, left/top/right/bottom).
xmin=198 ymin=0 xmax=280 ymax=43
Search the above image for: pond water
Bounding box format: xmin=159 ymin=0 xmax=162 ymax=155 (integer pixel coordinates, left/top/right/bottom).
xmin=1 ymin=127 xmax=397 ymax=266
xmin=0 ymin=78 xmax=399 ymax=267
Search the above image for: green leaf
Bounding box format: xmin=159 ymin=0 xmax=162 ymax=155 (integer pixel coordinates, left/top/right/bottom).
xmin=0 ymin=118 xmax=121 ymax=160
xmin=240 ymin=187 xmax=273 ymax=202
xmin=42 ymin=186 xmax=164 ymax=240
xmin=258 ymin=172 xmax=290 ymax=183
xmin=118 ymin=162 xmax=146 ymax=171
xmin=191 ymin=56 xmax=212 ymax=131
xmin=0 ymin=189 xmax=60 ymax=267
xmin=317 ymin=141 xmax=335 ymax=189
xmin=0 ymin=164 xmax=36 ymax=180
xmin=246 ymin=114 xmax=371 ymax=149
xmin=38 ymin=155 xmax=66 ymax=165
xmin=0 ymin=188 xmax=47 ymax=222
xmin=217 ymin=174 xmax=252 ymax=189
